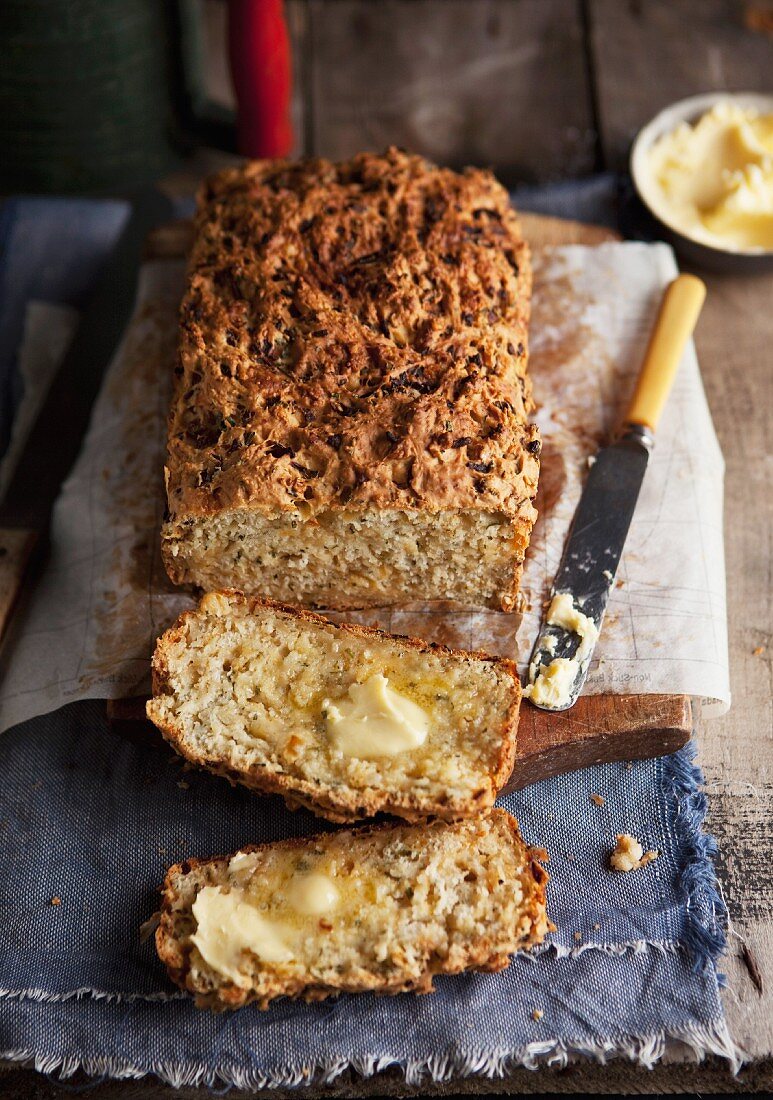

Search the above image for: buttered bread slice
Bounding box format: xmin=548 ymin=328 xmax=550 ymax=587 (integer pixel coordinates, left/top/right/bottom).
xmin=147 ymin=591 xmax=519 ymax=823
xmin=156 ymin=811 xmax=550 ymax=1010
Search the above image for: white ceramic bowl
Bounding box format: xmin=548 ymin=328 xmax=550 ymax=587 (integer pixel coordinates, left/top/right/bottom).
xmin=630 ymin=92 xmax=773 ymax=273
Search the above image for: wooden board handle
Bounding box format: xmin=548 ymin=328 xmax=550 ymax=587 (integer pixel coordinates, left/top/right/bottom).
xmin=502 ymin=694 xmax=692 ymax=792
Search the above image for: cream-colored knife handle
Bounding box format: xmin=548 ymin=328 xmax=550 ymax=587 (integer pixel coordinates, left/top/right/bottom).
xmin=624 ymin=274 xmax=706 ymax=433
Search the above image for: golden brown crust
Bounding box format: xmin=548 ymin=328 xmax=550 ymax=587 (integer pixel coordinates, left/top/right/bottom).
xmin=155 ymin=810 xmax=550 ymax=1010
xmin=148 ymin=590 xmax=520 ymax=823
xmin=164 ymin=147 xmax=539 ymax=530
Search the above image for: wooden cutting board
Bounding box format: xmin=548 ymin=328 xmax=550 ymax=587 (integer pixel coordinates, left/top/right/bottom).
xmin=0 ymin=210 xmax=692 ymax=788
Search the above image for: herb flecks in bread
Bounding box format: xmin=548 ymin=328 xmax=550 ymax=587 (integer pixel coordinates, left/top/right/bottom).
xmin=147 ymin=590 xmax=520 ymax=823
xmin=156 ymin=810 xmax=550 ymax=1010
xmin=161 ymin=147 xmax=539 ymax=610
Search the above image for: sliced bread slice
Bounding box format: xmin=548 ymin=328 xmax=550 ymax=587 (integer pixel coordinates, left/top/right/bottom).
xmin=156 ymin=810 xmax=549 ymax=1010
xmin=147 ymin=591 xmax=520 ymax=823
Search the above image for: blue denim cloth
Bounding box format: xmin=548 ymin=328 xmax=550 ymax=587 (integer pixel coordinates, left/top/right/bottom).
xmin=0 ymin=183 xmax=738 ymax=1087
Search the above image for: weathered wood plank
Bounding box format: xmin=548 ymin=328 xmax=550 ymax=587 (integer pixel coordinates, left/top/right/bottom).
xmin=0 ymin=1053 xmax=768 ymax=1098
xmin=306 ymin=0 xmax=596 ymax=183
xmin=520 ymin=210 xmax=616 ymax=247
xmin=581 ymin=0 xmax=773 ymax=1063
xmin=589 ymin=0 xmax=773 ymax=169
xmin=285 ymin=0 xmax=310 ymax=158
xmin=199 ymin=0 xmax=235 ymax=110
xmin=688 ymin=268 xmax=773 ymax=1065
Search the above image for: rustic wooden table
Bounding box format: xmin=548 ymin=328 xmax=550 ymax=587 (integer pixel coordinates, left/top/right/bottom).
xmin=1 ymin=1 xmax=771 ymax=1095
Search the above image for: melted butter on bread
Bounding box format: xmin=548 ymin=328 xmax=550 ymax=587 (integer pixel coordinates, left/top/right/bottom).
xmin=191 ymin=888 xmax=294 ymax=983
xmin=323 ymin=673 xmax=429 ymax=758
xmin=191 ymin=866 xmax=342 ymax=984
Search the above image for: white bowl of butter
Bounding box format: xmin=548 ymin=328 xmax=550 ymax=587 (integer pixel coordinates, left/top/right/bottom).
xmin=631 ymin=92 xmax=773 ymax=271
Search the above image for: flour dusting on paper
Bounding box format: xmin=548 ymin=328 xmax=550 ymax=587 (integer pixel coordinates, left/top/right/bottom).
xmin=0 ymin=243 xmax=730 ymax=735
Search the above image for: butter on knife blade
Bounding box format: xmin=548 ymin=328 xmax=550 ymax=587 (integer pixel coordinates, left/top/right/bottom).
xmin=523 ymin=273 xmax=706 ymax=712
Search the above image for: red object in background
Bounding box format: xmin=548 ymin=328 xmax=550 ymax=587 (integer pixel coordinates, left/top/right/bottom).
xmin=227 ymin=0 xmax=293 ymax=158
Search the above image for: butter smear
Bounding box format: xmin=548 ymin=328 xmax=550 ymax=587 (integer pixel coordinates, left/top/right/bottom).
xmin=524 ymin=593 xmax=599 ymax=708
xmin=323 ymin=673 xmax=429 ymax=758
xmin=191 ymin=868 xmax=342 ymax=984
xmin=191 ymin=887 xmax=294 ymax=983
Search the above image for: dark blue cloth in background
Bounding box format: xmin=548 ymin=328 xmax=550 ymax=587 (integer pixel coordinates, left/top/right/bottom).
xmin=0 ymin=198 xmax=130 ymax=461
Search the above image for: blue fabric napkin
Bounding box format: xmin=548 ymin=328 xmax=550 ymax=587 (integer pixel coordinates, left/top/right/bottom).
xmin=0 ymin=182 xmax=740 ymax=1088
xmin=0 ymin=197 xmax=130 ymax=463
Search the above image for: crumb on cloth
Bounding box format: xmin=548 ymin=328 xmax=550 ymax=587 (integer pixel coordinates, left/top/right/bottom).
xmin=590 ymin=793 xmax=605 ymax=806
xmin=609 ymin=834 xmax=659 ymax=872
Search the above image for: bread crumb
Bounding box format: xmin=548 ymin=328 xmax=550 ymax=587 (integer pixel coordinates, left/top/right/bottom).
xmin=532 ymin=1009 xmax=544 ymax=1021
xmin=752 ymin=645 xmax=766 ymax=657
xmin=573 ymin=931 xmax=583 ymax=942
xmin=50 ymin=896 xmax=61 ymax=907
xmin=593 ymin=922 xmax=601 ymax=931
xmin=610 ymin=834 xmax=659 ymax=872
xmin=176 ymin=780 xmax=190 ymax=790
xmin=590 ymin=793 xmax=605 ymax=806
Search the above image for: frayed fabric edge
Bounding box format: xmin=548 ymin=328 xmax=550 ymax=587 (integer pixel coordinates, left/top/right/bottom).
xmin=0 ymin=986 xmax=186 ymax=1005
xmin=0 ymin=1014 xmax=745 ymax=1090
xmin=663 ymin=741 xmax=728 ymax=972
xmin=0 ymin=938 xmax=680 ymax=1006
xmin=533 ymin=938 xmax=679 ymax=962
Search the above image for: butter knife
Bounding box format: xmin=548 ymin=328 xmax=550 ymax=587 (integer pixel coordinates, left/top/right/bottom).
xmin=524 ymin=273 xmax=706 ymax=711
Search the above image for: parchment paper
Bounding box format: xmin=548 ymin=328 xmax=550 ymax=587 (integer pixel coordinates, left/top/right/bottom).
xmin=0 ymin=241 xmax=730 ymax=735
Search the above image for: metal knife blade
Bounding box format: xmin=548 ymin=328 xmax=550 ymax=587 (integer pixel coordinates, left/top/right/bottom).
xmin=524 ymin=425 xmax=652 ymax=711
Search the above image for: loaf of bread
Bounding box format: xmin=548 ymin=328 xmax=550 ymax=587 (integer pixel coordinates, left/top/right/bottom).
xmin=156 ymin=810 xmax=549 ymax=1010
xmin=161 ymin=147 xmax=539 ymax=611
xmin=146 ymin=590 xmax=519 ymax=823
